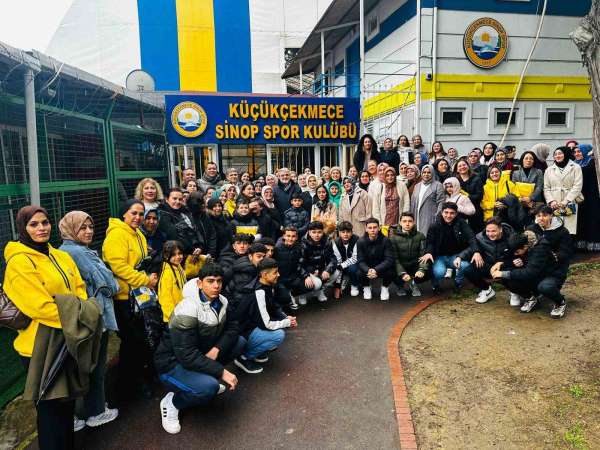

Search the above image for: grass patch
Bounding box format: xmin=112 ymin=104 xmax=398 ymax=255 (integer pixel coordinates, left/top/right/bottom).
xmin=563 ymin=423 xmax=588 ymax=450
xmin=568 ymin=385 xmax=585 ymax=399
xmin=568 ymin=262 xmax=600 ymax=276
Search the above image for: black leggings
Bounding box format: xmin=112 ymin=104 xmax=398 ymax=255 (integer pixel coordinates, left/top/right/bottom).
xmin=21 ymin=357 xmax=75 ymax=450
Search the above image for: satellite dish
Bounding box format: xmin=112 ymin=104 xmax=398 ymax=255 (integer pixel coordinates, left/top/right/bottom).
xmin=126 ymin=70 xmax=155 ymax=92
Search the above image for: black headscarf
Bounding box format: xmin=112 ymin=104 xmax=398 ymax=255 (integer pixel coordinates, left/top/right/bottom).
xmin=358 ymin=170 xmax=370 ymax=192
xmin=16 ymin=205 xmax=50 ymax=255
xmin=554 ymin=147 xmax=572 ymax=169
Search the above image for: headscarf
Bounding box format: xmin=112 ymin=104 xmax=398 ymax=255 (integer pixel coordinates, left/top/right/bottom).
xmin=490 ymin=148 xmax=509 ymax=172
xmin=327 ymin=180 xmax=342 ymax=210
xmin=415 ymin=151 xmax=429 ymax=168
xmin=565 ymin=139 xmax=578 ymax=148
xmin=261 ymin=185 xmax=275 ymax=208
xmin=530 ymin=143 xmax=551 ymax=165
xmin=306 ymin=175 xmax=318 ymax=196
xmin=383 ymin=167 xmax=397 ymax=186
xmin=443 ymin=177 xmax=461 ymax=199
xmin=16 ymin=205 xmax=50 ymax=255
xmin=420 ymin=164 xmax=437 ymax=185
xmin=59 ymin=211 xmax=93 ymax=243
xmin=342 ymin=177 xmax=355 ymax=197
xmin=376 ymin=163 xmax=389 ymax=183
xmin=553 ymin=147 xmax=571 ymax=169
xmin=358 ymin=170 xmax=370 ymax=192
xmin=575 ymin=144 xmax=593 ymax=167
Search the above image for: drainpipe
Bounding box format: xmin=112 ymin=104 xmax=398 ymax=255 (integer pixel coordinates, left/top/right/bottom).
xmin=359 ymin=0 xmax=366 ymax=133
xmin=415 ymin=0 xmax=422 ymax=136
xmin=24 ymin=68 xmax=40 ymax=205
xmin=430 ymin=1 xmax=438 ymax=144
xmin=321 ymin=31 xmax=326 ymax=97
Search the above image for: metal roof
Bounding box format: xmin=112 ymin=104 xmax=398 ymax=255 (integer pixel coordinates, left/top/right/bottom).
xmin=281 ymin=0 xmax=378 ymax=79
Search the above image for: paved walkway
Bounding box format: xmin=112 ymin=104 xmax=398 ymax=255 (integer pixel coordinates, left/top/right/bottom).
xmin=70 ymin=293 xmax=417 ymax=450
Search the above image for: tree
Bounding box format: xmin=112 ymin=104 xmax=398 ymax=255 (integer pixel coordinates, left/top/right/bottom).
xmin=571 ymin=0 xmax=600 ymax=190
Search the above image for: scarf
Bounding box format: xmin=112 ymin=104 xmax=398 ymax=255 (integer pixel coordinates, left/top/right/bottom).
xmin=201 ymin=172 xmax=221 ymax=184
xmin=16 ymin=205 xmax=50 ymax=255
xmin=327 ymin=181 xmax=342 ymax=210
xmin=575 ymin=144 xmax=593 ymax=167
xmin=59 ymin=211 xmax=93 ymax=243
xmin=358 ymin=171 xmax=370 ymax=192
xmin=554 ymin=147 xmax=571 ymax=169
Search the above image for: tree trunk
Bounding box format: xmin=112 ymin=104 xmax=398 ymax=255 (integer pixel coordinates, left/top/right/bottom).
xmin=571 ymin=0 xmax=600 ymax=192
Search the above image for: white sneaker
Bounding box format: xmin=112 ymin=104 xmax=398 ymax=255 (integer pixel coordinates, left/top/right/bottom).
xmin=298 ymin=295 xmax=307 ymax=306
xmin=475 ymin=287 xmax=495 ymax=304
xmin=350 ymin=285 xmax=359 ymax=297
xmin=289 ymin=296 xmax=299 ymax=310
xmin=317 ymin=290 xmax=328 ymax=302
xmin=363 ymin=286 xmax=372 ymax=300
xmin=445 ymin=268 xmax=453 ymax=278
xmin=160 ymin=392 xmax=181 ymax=434
xmin=380 ymin=286 xmax=390 ymax=301
xmin=509 ymin=292 xmax=523 ymax=307
xmin=86 ymin=405 xmax=119 ymax=427
xmin=410 ymin=282 xmax=422 ymax=297
xmin=217 ymin=384 xmax=227 ymax=395
xmin=74 ymin=417 xmax=86 ymax=432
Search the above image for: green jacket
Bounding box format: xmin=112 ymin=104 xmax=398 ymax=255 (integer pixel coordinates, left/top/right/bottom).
xmin=24 ymin=294 xmax=103 ymax=402
xmin=389 ymin=227 xmax=429 ymax=276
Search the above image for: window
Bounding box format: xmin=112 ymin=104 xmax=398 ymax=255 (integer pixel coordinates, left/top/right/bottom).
xmin=495 ymin=109 xmax=517 ymax=126
xmin=367 ymin=14 xmax=378 ymax=38
xmin=546 ymin=109 xmax=568 ymax=126
xmin=441 ymin=110 xmax=464 ymax=126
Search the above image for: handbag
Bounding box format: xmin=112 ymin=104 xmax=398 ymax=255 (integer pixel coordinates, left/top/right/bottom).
xmin=554 ymin=202 xmax=577 ymax=217
xmin=129 ymin=286 xmax=164 ymax=352
xmin=0 ymin=285 xmax=32 ymax=331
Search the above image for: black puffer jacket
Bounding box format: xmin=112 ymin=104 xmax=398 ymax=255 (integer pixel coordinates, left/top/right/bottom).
xmin=208 ymin=214 xmax=232 ymax=257
xmin=473 ymin=223 xmax=513 ymax=265
xmin=157 ymin=203 xmax=201 ymax=253
xmin=232 ymin=284 xmax=289 ymax=339
xmin=225 ymin=256 xmax=259 ymax=310
xmin=357 ymin=232 xmax=395 ymax=274
xmin=273 ymin=181 xmax=302 ymax=222
xmin=283 ymin=207 xmax=309 ymax=237
xmin=256 ymin=208 xmax=281 ymax=241
xmin=301 ymin=235 xmax=337 ymax=275
xmin=502 ymin=238 xmax=554 ymax=282
xmin=425 ymin=216 xmax=477 ymax=259
xmin=274 ymin=241 xmax=307 ymax=281
xmin=527 ymin=217 xmax=573 ymax=279
xmin=458 ymin=174 xmax=484 ymax=207
xmin=389 ymin=227 xmax=428 ymax=275
xmin=229 ymin=212 xmax=260 ymax=236
xmin=218 ymin=245 xmax=247 ymax=284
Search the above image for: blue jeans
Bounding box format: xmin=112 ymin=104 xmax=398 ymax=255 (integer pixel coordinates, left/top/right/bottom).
xmin=431 ymin=255 xmax=470 ymax=287
xmin=160 ymin=336 xmax=245 ymax=410
xmin=343 ymin=264 xmax=361 ymax=286
xmin=244 ymin=327 xmax=285 ymax=360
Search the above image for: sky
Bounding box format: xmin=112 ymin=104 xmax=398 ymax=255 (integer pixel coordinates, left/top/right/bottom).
xmin=0 ymin=1 xmax=73 ymax=51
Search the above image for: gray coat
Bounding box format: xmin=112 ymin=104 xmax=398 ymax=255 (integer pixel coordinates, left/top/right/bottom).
xmin=511 ymin=167 xmax=544 ymax=202
xmin=410 ymin=181 xmax=445 ymax=236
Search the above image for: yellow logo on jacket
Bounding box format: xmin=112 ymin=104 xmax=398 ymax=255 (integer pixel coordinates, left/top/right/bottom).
xmin=171 ymin=101 xmax=208 ymax=138
xmin=463 ymin=17 xmax=508 ymax=69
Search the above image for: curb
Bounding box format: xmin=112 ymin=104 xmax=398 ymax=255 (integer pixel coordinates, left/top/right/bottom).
xmin=387 ymin=297 xmax=441 ymax=450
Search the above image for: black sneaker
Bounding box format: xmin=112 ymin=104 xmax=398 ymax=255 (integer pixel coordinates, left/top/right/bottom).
xmin=550 ymin=302 xmax=566 ymax=319
xmin=520 ymin=296 xmax=538 ymax=313
xmin=254 ymin=353 xmax=269 ymax=363
xmin=234 ymin=356 xmax=264 ymax=374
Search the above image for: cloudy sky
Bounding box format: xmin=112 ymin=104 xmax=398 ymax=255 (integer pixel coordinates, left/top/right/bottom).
xmin=0 ymin=1 xmax=73 ymax=51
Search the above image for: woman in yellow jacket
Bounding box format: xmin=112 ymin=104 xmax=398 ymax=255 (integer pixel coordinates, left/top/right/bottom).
xmin=102 ymin=199 xmax=158 ymax=400
xmin=157 ymin=241 xmax=205 ymax=322
xmin=3 ymin=206 xmax=87 ymax=450
xmin=481 ymin=166 xmax=517 ymax=220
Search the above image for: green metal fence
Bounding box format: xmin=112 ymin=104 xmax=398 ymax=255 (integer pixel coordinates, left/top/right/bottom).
xmin=0 ymin=77 xmax=168 ymax=408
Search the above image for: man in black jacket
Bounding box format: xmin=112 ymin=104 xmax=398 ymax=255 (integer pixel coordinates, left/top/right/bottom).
xmin=224 ymin=243 xmax=267 ymax=311
xmin=232 ymin=258 xmax=297 ymax=374
xmin=154 ymin=264 xmax=244 ymax=434
xmin=491 ymin=230 xmax=557 ymax=314
xmin=218 ymin=233 xmax=254 ymax=285
xmin=273 ymin=168 xmax=302 ymax=222
xmin=357 ymin=218 xmax=395 ymax=301
xmin=463 ymin=217 xmax=513 ymax=304
xmin=420 ymin=202 xmax=477 ymax=293
xmin=524 ymin=205 xmax=573 ymax=318
xmin=274 ymin=227 xmax=311 ymax=310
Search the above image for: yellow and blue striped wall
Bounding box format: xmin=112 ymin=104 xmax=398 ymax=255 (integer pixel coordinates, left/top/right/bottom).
xmin=137 ymin=0 xmax=252 ymax=92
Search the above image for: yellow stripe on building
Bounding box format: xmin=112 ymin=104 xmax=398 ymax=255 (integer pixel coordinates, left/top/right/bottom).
xmin=364 ymin=74 xmax=591 ymax=120
xmin=176 ymin=0 xmax=217 ymax=91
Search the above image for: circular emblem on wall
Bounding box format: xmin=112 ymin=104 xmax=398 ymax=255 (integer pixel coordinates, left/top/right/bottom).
xmin=463 ymin=17 xmax=508 ymax=69
xmin=171 ymin=101 xmax=208 ymax=138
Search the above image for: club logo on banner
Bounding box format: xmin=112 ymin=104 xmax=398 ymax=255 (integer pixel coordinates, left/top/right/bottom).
xmin=463 ymin=17 xmax=508 ymax=69
xmin=171 ymin=101 xmax=208 ymax=138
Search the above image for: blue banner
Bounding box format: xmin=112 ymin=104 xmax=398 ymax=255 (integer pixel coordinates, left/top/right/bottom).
xmin=166 ymin=94 xmax=360 ymax=145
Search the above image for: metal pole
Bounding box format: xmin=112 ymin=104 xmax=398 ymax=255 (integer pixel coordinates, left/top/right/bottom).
xmin=299 ymin=61 xmax=304 ymax=93
xmin=415 ymin=0 xmax=422 ymax=136
xmin=266 ymin=144 xmax=272 ymax=175
xmin=321 ymin=31 xmax=326 ymax=97
xmin=430 ymin=4 xmax=438 ymax=144
xmin=314 ymin=144 xmax=321 ymax=176
xmin=168 ymin=145 xmax=177 ymax=187
xmin=183 ymin=145 xmax=190 ymax=169
xmin=24 ymin=68 xmax=40 ymax=205
xmin=359 ymin=0 xmax=366 ymax=134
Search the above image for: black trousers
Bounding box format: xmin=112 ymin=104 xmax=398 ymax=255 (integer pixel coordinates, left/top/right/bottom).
xmin=21 ymin=357 xmax=75 ymax=450
xmin=114 ymin=300 xmax=154 ymax=400
xmin=463 ymin=263 xmax=493 ymax=290
xmin=357 ymin=267 xmax=396 ymax=287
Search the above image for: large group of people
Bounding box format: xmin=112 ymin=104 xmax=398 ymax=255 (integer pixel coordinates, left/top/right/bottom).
xmin=3 ymin=134 xmax=598 ymax=449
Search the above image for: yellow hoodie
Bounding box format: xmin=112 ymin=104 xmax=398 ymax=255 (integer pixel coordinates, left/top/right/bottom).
xmin=157 ymin=255 xmax=205 ymax=322
xmin=102 ymin=218 xmax=150 ymax=301
xmin=3 ymin=242 xmax=87 ymax=357
xmin=481 ymin=172 xmax=517 ymax=220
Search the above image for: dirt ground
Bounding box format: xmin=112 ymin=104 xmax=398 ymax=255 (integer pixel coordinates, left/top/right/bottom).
xmin=400 ymin=263 xmax=600 ymax=450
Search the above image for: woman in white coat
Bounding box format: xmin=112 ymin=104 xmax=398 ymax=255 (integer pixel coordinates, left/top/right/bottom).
xmin=338 ymin=177 xmax=371 ymax=237
xmin=543 ymin=147 xmax=583 ymax=234
xmin=371 ymin=167 xmax=410 ymax=227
